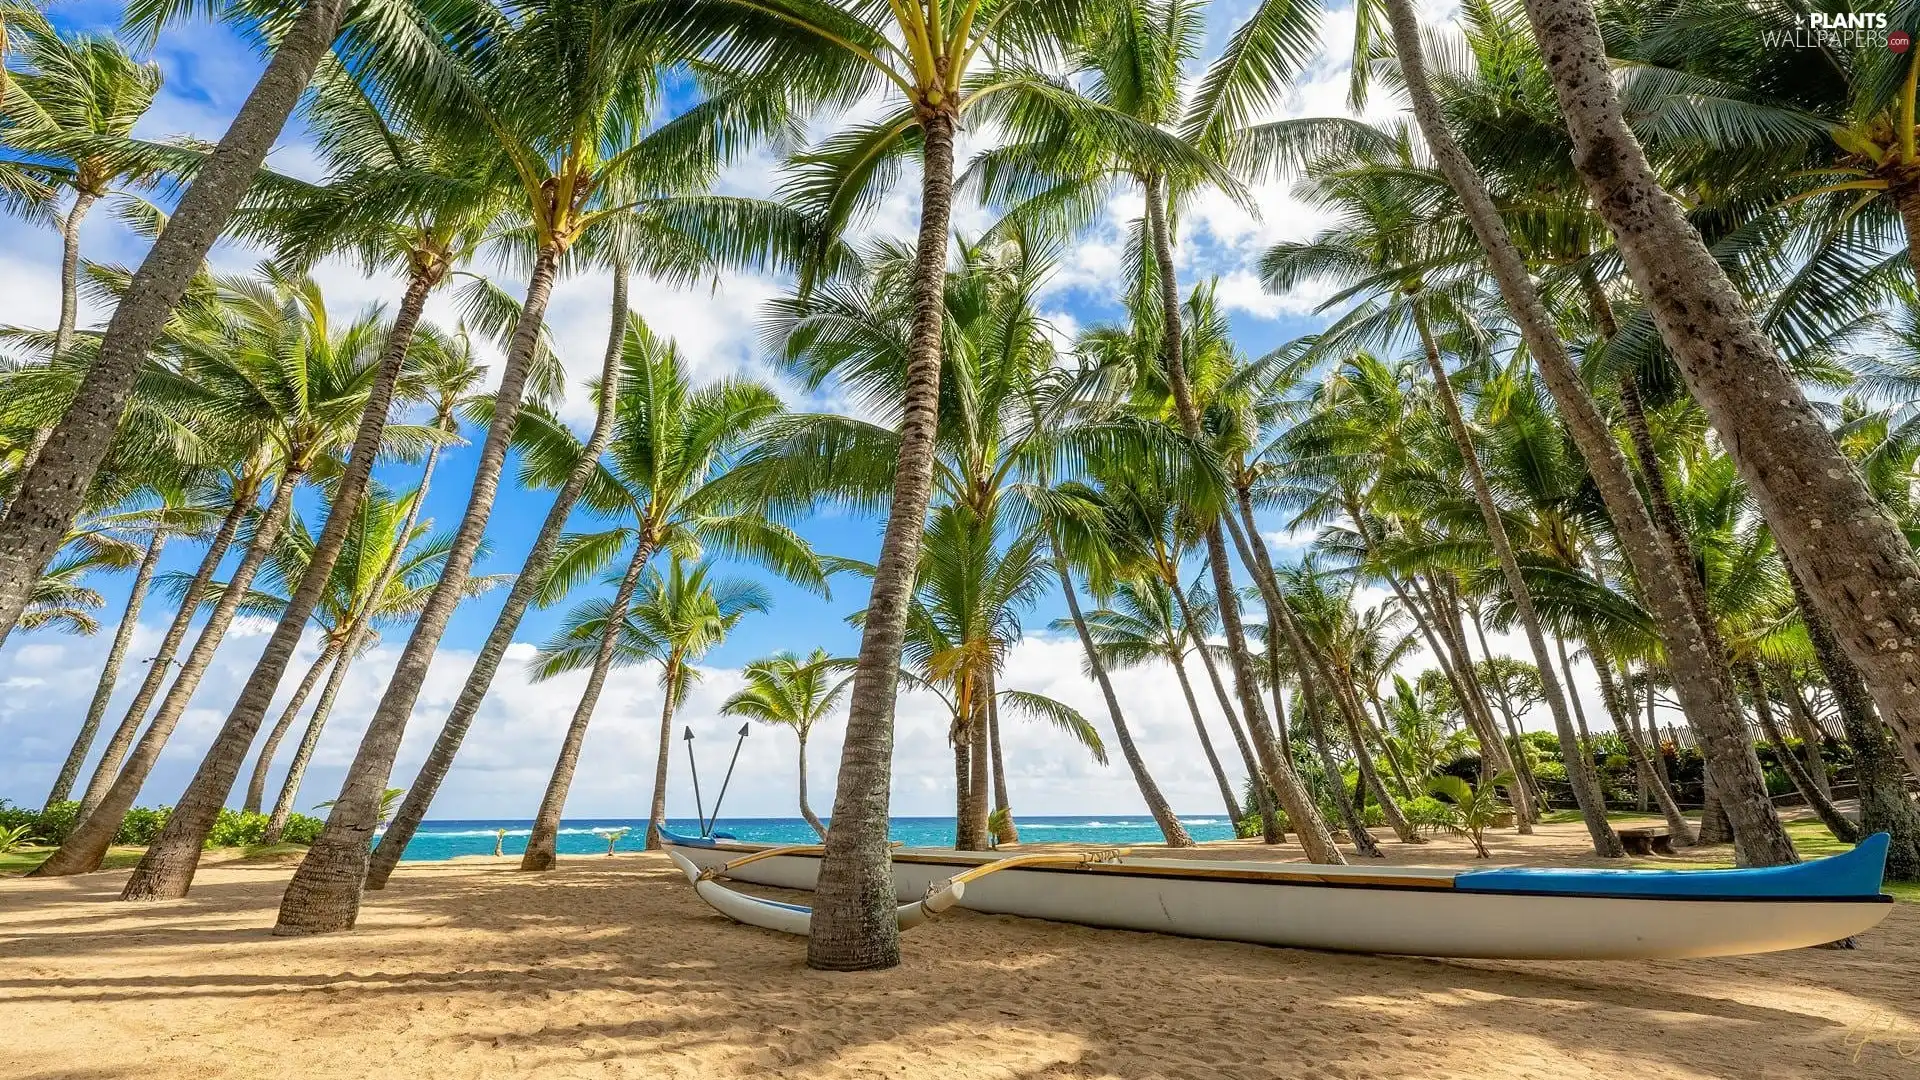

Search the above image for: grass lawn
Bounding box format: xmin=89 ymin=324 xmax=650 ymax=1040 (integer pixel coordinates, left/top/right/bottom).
xmin=0 ymin=843 xmax=308 ymax=877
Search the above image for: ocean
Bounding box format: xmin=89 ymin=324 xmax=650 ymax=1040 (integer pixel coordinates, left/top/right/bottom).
xmin=395 ymin=815 xmax=1239 ymax=861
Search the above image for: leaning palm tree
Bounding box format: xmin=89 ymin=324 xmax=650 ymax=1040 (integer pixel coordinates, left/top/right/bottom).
xmin=529 ymin=557 xmax=771 ymax=857
xmin=721 ymin=649 xmax=849 ymax=839
xmin=648 ymin=0 xmax=1230 ymax=971
xmin=37 ymin=272 xmax=392 ymax=879
xmin=1504 ymin=0 xmax=1920 ymax=755
xmin=40 ymin=480 xmax=218 ymax=810
xmin=247 ymin=326 xmax=482 ymax=820
xmin=0 ymin=0 xmax=374 ymax=643
xmin=515 ymin=325 xmax=821 ymax=870
xmin=273 ymin=0 xmax=821 ymax=928
xmin=1075 ymin=576 xmax=1245 ymax=824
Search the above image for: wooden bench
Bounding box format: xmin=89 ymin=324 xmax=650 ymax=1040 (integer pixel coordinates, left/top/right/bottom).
xmin=1616 ymin=826 xmax=1674 ymax=856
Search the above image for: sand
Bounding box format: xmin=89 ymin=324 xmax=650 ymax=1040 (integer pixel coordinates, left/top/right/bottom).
xmin=3 ymin=822 xmax=1915 ymax=1080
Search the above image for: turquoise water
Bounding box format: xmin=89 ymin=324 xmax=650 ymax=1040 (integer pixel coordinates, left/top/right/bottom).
xmin=395 ymin=816 xmax=1238 ymax=861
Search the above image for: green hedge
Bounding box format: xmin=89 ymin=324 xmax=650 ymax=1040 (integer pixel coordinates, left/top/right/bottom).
xmin=0 ymin=800 xmax=322 ymax=848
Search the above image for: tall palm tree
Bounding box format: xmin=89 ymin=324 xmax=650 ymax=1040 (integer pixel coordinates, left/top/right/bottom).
xmin=1076 ymin=576 xmax=1245 ymax=824
xmin=1403 ymin=0 xmax=1920 ymax=833
xmin=651 ymin=0 xmax=1227 ymax=971
xmin=0 ymin=0 xmax=365 ymax=643
xmin=249 ymin=327 xmax=482 ymax=821
xmin=530 ymin=557 xmax=771 ymax=855
xmin=367 ymin=270 xmax=634 ymax=889
xmin=40 ymin=481 xmax=217 ymax=810
xmin=0 ymin=22 xmax=163 ymax=361
xmin=516 ymin=327 xmax=820 ymax=870
xmin=273 ymin=0 xmax=800 ymax=931
xmin=36 ymin=272 xmax=392 ymax=879
xmin=721 ymin=649 xmax=849 ymax=839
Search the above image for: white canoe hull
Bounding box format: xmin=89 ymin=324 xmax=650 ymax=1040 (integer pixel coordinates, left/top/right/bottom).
xmin=663 ymin=841 xmax=1892 ymax=960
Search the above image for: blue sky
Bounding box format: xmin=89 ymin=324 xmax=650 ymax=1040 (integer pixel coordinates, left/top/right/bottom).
xmin=1 ymin=0 xmax=1557 ymax=822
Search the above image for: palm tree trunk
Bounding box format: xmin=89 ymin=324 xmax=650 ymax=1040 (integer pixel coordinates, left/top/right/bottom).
xmin=1517 ymin=0 xmax=1920 ymax=775
xmin=808 ymin=107 xmax=956 ymax=972
xmin=1382 ymin=0 xmax=1790 ymax=864
xmin=1364 ymin=691 xmax=1416 ymax=800
xmin=1219 ymin=497 xmax=1385 ymax=852
xmin=1774 ymin=666 xmax=1832 ymax=799
xmin=797 ymin=732 xmax=826 ymax=840
xmin=1140 ymin=172 xmax=1339 ymax=864
xmin=261 ymin=437 xmax=447 ymax=843
xmin=1172 ymin=652 xmax=1244 ymax=824
xmin=645 ymin=663 xmax=683 ymax=851
xmin=274 ymin=243 xmax=559 ymax=934
xmin=243 ymin=637 xmax=343 ymax=814
xmin=1589 ymin=634 xmax=1694 ymax=843
xmin=1556 ymin=637 xmax=1592 ymax=746
xmin=1698 ymin=774 xmax=1733 ymax=844
xmin=123 ymin=263 xmax=428 ymax=902
xmin=1344 ymin=491 xmax=1524 ymax=816
xmin=76 ymin=490 xmax=249 ymax=821
xmin=959 ymin=670 xmax=991 ymax=850
xmin=1644 ymin=673 xmax=1674 ymax=794
xmin=1173 ymin=585 xmax=1278 ymax=840
xmin=32 ymin=467 xmax=300 ymax=877
xmin=986 ymin=669 xmax=1017 ymax=844
xmin=55 ymin=191 xmax=97 ymax=359
xmin=1054 ymin=554 xmax=1192 ymax=848
xmin=1407 ymin=308 xmax=1621 ymax=858
xmin=1742 ymin=663 xmax=1859 ymax=843
xmin=44 ymin=530 xmax=164 ymax=810
xmin=1336 ymin=678 xmax=1415 ymax=842
xmin=262 ymin=642 xmax=351 ymax=844
xmin=366 ymin=259 xmax=629 ymax=890
xmin=0 ymin=0 xmax=350 ymax=646
xmin=951 ymin=717 xmax=971 ymax=845
xmin=1790 ymin=572 xmax=1920 ymax=880
xmin=1462 ymin=600 xmax=1540 ymax=824
xmin=523 ymin=534 xmax=655 ymax=870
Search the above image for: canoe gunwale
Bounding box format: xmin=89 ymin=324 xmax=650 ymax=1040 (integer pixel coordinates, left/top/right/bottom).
xmin=659 ymin=834 xmax=1892 ymax=904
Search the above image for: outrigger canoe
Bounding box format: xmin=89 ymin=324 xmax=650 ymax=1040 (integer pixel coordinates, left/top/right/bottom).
xmin=663 ymin=829 xmax=1894 ymax=960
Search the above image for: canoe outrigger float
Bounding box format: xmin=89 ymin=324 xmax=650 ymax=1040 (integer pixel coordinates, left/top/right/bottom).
xmin=663 ymin=829 xmax=1895 ymax=960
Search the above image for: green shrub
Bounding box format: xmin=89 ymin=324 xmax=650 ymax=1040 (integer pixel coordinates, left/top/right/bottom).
xmin=277 ymin=813 xmax=324 ymax=846
xmin=0 ymin=799 xmax=37 ymax=833
xmin=207 ymin=809 xmax=272 ymax=848
xmin=30 ymin=801 xmax=81 ymax=845
xmin=116 ymin=805 xmax=171 ymax=845
xmin=1400 ymin=795 xmax=1455 ymax=829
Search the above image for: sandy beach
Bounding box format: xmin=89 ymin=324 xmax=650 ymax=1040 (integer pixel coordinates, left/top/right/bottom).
xmin=4 ymin=823 xmax=1914 ymax=1080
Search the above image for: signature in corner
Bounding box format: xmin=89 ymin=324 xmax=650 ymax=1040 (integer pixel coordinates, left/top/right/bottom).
xmin=1845 ymin=1016 xmax=1920 ymax=1064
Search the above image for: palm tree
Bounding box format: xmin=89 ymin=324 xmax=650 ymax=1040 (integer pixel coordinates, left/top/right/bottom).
xmin=249 ymin=327 xmax=482 ymax=821
xmin=1076 ymin=576 xmax=1245 ymax=824
xmin=37 ymin=272 xmax=392 ymax=879
xmin=40 ymin=481 xmax=217 ymax=810
xmin=722 ymin=649 xmax=849 ymax=839
xmin=273 ymin=0 xmax=798 ymax=931
xmin=516 ymin=326 xmax=820 ymax=870
xmin=530 ymin=557 xmax=771 ymax=855
xmin=1462 ymin=0 xmax=1920 ymax=812
xmin=0 ymin=22 xmax=163 ymax=360
xmin=0 ymin=0 xmax=361 ymax=643
xmin=258 ymin=486 xmax=506 ymax=844
xmin=651 ymin=0 xmax=1226 ymax=971
xmin=366 ymin=271 xmax=634 ymax=890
